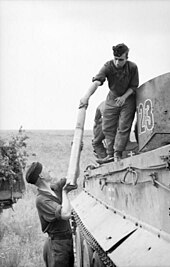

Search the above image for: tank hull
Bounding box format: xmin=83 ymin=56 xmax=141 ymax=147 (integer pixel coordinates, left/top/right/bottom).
xmin=72 ymin=145 xmax=170 ymax=266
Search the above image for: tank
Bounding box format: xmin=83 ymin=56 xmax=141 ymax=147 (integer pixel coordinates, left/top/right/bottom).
xmin=71 ymin=73 xmax=170 ymax=267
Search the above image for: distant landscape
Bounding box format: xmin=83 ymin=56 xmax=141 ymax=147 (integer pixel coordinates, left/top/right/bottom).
xmin=0 ymin=129 xmax=94 ymax=267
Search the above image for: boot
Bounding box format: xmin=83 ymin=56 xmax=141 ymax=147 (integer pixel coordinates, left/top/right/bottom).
xmin=96 ymin=154 xmax=114 ymax=164
xmin=92 ymin=144 xmax=107 ymax=159
xmin=114 ymin=151 xmax=122 ymax=162
xmin=93 ymin=148 xmax=107 ymax=159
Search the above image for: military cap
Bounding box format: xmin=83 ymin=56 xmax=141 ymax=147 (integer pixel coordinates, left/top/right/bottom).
xmin=25 ymin=162 xmax=42 ymax=184
xmin=112 ymin=43 xmax=129 ymax=57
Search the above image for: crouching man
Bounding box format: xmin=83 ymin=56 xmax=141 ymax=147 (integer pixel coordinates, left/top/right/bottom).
xmin=25 ymin=162 xmax=77 ymax=267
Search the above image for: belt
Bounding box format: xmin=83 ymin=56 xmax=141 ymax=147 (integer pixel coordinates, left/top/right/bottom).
xmin=49 ymin=232 xmax=72 ymax=240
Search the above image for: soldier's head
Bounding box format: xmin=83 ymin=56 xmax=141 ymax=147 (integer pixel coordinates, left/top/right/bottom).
xmin=25 ymin=162 xmax=52 ymax=186
xmin=112 ymin=43 xmax=129 ymax=69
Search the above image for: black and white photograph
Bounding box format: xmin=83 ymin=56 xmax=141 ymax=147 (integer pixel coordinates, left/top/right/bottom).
xmin=0 ymin=0 xmax=170 ymax=266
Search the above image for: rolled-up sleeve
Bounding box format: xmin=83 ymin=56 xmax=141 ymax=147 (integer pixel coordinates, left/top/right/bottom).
xmin=37 ymin=198 xmax=62 ymax=222
xmin=92 ymin=63 xmax=108 ymax=85
xmin=129 ymin=65 xmax=139 ymax=93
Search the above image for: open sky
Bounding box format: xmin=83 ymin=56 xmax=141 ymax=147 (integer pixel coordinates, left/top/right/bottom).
xmin=0 ymin=0 xmax=170 ymax=130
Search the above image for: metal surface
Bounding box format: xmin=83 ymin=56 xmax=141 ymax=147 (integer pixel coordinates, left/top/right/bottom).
xmin=110 ymin=227 xmax=170 ymax=266
xmin=72 ymin=191 xmax=137 ymax=252
xmin=84 ymin=145 xmax=170 ymax=234
xmin=73 ymin=190 xmax=170 ymax=266
xmin=136 ymin=72 xmax=170 ymax=152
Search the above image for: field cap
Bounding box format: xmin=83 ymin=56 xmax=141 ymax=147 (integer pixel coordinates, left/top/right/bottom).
xmin=112 ymin=43 xmax=129 ymax=57
xmin=26 ymin=162 xmax=42 ymax=184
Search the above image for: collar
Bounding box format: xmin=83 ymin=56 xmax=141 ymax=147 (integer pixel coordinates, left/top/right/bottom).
xmin=37 ymin=188 xmax=58 ymax=198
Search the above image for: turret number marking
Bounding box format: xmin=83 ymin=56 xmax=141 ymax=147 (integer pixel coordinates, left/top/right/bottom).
xmin=137 ymin=99 xmax=154 ymax=135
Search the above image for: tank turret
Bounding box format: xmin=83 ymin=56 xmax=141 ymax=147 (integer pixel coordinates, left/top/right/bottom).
xmin=136 ymin=72 xmax=170 ymax=152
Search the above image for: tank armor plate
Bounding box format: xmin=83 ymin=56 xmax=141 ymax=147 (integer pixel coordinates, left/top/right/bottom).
xmin=72 ymin=190 xmax=170 ymax=266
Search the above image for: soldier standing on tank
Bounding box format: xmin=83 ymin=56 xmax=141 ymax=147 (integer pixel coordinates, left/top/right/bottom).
xmin=80 ymin=43 xmax=139 ymax=163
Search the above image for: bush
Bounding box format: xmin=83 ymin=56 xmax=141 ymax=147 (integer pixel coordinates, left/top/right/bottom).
xmin=0 ymin=129 xmax=29 ymax=185
xmin=0 ymin=129 xmax=29 ymax=211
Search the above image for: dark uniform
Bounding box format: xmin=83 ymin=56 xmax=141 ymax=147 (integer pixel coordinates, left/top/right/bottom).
xmin=92 ymin=59 xmax=139 ymax=156
xmin=36 ymin=187 xmax=74 ymax=267
xmin=92 ymin=101 xmax=107 ymax=159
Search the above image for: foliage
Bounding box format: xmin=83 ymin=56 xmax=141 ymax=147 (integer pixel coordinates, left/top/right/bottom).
xmin=0 ymin=128 xmax=29 ymax=185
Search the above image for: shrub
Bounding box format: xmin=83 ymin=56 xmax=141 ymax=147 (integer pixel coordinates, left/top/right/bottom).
xmin=0 ymin=129 xmax=29 ymax=185
xmin=0 ymin=128 xmax=29 ymax=211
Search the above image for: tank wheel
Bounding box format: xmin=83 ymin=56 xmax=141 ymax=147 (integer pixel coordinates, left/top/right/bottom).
xmin=75 ymin=227 xmax=83 ymax=267
xmin=82 ymin=240 xmax=93 ymax=267
xmin=92 ymin=251 xmax=105 ymax=267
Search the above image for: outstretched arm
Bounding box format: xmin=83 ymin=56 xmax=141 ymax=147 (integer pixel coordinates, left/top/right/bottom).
xmin=79 ymin=80 xmax=101 ymax=108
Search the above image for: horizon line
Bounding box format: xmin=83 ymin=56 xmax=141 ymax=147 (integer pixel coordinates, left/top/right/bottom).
xmin=0 ymin=128 xmax=93 ymax=131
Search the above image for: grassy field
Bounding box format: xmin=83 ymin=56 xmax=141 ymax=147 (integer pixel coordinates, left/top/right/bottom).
xmin=0 ymin=129 xmax=95 ymax=267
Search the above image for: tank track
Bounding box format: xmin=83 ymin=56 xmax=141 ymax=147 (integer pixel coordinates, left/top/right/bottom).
xmin=73 ymin=209 xmax=115 ymax=267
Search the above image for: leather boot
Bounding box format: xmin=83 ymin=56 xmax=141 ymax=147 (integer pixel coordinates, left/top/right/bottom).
xmin=96 ymin=154 xmax=114 ymax=164
xmin=114 ymin=151 xmax=122 ymax=162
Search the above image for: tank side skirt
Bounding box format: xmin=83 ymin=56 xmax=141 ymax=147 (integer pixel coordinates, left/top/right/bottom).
xmin=83 ymin=189 xmax=170 ymax=243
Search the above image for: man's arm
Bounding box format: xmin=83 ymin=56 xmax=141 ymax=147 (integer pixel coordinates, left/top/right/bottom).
xmin=60 ymin=184 xmax=77 ymax=220
xmin=79 ymin=80 xmax=101 ymax=108
xmin=60 ymin=190 xmax=72 ymax=219
xmin=115 ymin=64 xmax=139 ymax=107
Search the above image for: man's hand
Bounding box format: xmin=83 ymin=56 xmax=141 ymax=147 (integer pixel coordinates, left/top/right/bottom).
xmin=115 ymin=88 xmax=134 ymax=107
xmin=115 ymin=95 xmax=126 ymax=107
xmin=79 ymin=97 xmax=89 ymax=109
xmin=63 ymin=183 xmax=77 ymax=193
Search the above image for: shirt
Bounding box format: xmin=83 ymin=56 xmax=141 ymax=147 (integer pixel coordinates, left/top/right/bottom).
xmin=36 ymin=189 xmax=72 ymax=236
xmin=92 ymin=60 xmax=139 ymax=98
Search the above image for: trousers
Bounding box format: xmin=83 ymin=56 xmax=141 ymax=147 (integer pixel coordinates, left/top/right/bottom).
xmin=102 ymin=94 xmax=136 ymax=155
xmin=92 ymin=121 xmax=107 ymax=158
xmin=43 ymin=237 xmax=74 ymax=267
